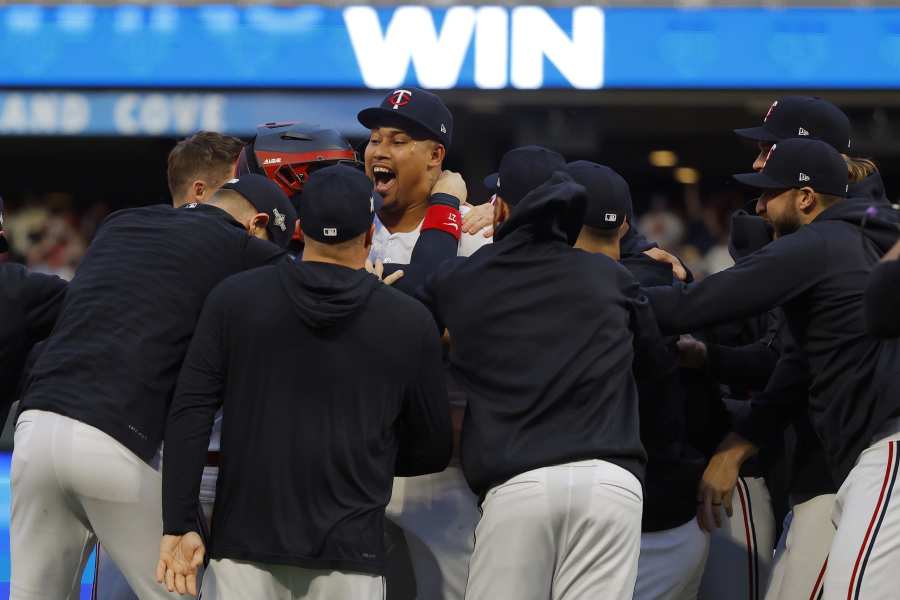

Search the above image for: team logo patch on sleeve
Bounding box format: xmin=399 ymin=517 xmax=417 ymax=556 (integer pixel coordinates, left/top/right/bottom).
xmin=273 ymin=208 xmax=287 ymax=231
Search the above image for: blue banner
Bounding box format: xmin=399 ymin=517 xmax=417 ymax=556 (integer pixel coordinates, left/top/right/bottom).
xmin=0 ymin=6 xmax=899 ymax=89
xmin=0 ymin=91 xmax=381 ymax=136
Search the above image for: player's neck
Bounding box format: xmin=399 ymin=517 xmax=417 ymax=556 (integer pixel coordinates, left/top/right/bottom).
xmin=379 ymin=198 xmax=429 ymax=234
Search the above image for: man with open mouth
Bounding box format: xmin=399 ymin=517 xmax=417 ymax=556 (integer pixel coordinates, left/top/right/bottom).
xmin=357 ymin=88 xmax=491 ymax=600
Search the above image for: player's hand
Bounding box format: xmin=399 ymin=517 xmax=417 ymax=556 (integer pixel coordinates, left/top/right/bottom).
xmin=365 ymin=259 xmax=404 ymax=286
xmin=643 ymin=247 xmax=688 ymax=282
xmin=882 ymin=239 xmax=900 ymax=262
xmin=696 ymin=433 xmax=758 ymax=532
xmin=677 ymin=335 xmax=708 ymax=369
xmin=462 ymin=202 xmax=494 ymax=238
xmin=157 ymin=532 xmax=205 ymax=596
xmin=431 ymin=170 xmax=468 ymax=205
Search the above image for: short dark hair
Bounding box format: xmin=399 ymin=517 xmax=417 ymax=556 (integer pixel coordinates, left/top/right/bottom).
xmin=167 ymin=131 xmax=244 ymax=199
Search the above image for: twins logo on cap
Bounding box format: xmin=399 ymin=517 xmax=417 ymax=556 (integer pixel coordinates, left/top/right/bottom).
xmin=390 ymin=89 xmax=412 ymax=110
xmin=764 ymin=100 xmax=778 ymax=123
xmin=273 ymin=208 xmax=287 ymax=232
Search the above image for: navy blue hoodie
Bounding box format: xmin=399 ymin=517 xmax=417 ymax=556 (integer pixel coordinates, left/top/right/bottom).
xmin=421 ymin=173 xmax=674 ymax=496
xmin=163 ymin=261 xmax=451 ymax=574
xmin=0 ymin=264 xmax=66 ymax=415
xmin=647 ymin=199 xmax=900 ymax=484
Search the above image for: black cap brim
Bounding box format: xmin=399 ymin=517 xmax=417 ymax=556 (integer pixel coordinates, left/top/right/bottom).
xmin=734 ymin=126 xmax=781 ymax=143
xmin=733 ymin=171 xmax=789 ymax=190
xmin=483 ymin=173 xmax=498 ymax=192
xmin=357 ymin=108 xmax=444 ymax=145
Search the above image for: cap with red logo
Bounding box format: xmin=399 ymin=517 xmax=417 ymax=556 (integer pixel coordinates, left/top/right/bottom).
xmin=734 ymin=96 xmax=852 ymax=153
xmin=357 ymin=87 xmax=453 ymax=149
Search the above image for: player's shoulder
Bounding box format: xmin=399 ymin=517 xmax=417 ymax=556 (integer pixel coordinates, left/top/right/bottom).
xmin=373 ymin=282 xmax=435 ymax=328
xmin=210 ymin=264 xmax=280 ymax=304
xmin=458 ymin=229 xmax=493 ymax=257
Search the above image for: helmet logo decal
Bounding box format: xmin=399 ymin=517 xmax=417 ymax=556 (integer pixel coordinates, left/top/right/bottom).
xmin=390 ymin=89 xmax=412 ymax=110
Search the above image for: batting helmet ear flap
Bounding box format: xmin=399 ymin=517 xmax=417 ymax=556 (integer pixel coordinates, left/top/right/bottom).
xmin=235 ymin=140 xmax=262 ymax=176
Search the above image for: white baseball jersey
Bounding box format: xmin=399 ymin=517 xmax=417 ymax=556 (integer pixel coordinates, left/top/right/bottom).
xmin=369 ymin=208 xmax=492 ymax=265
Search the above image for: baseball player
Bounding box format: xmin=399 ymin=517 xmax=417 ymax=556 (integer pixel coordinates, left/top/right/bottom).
xmin=419 ymin=171 xmax=676 ymax=599
xmin=167 ymin=131 xmax=245 ymax=208
xmin=0 ymin=196 xmax=67 ymax=420
xmin=865 ymin=240 xmax=900 ymax=338
xmin=9 ymin=174 xmax=296 ymax=600
xmin=355 ymin=87 xmax=491 ymax=600
xmin=700 ymin=96 xmax=882 ymax=600
xmin=646 ymin=138 xmax=900 ymax=600
xmin=569 ymin=161 xmax=711 ymax=600
xmin=93 ymin=129 xmax=251 ymax=600
xmin=157 ymin=165 xmax=452 ymax=599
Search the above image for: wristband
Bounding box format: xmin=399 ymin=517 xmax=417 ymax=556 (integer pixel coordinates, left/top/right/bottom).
xmin=429 ymin=192 xmax=461 ymax=210
xmin=422 ymin=203 xmax=462 ymax=241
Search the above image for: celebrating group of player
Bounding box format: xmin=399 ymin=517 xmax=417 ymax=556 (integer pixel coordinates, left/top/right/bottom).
xmin=1 ymin=86 xmax=899 ymax=600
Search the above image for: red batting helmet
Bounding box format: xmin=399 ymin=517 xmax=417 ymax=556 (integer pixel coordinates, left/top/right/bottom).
xmin=235 ymin=122 xmax=361 ymax=201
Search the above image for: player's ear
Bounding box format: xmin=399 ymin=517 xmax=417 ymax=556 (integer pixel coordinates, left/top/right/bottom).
xmin=797 ymin=187 xmax=816 ymax=212
xmin=429 ymin=142 xmax=446 ymax=167
xmin=191 ymin=180 xmax=207 ymax=202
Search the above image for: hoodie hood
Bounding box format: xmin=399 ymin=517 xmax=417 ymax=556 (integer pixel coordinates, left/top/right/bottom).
xmin=277 ymin=260 xmax=379 ymax=329
xmin=817 ymin=198 xmax=900 ymax=255
xmin=495 ymin=171 xmax=586 ymax=246
xmin=729 ymin=210 xmax=774 ymax=260
xmin=848 ymin=172 xmax=889 ymax=207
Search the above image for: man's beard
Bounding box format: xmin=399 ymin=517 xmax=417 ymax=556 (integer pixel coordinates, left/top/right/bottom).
xmin=771 ymin=209 xmax=802 ymax=238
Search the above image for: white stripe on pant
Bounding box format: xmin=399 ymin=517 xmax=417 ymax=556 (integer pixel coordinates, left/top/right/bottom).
xmin=764 ymin=494 xmax=835 ymax=600
xmin=823 ymin=422 xmax=900 ymax=600
xmin=203 ymin=559 xmax=385 ymax=599
xmin=464 ymin=459 xmax=643 ymax=600
xmin=10 ymin=410 xmax=179 ymax=600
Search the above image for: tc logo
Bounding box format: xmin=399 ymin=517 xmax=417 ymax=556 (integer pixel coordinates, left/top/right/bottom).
xmin=390 ymin=89 xmax=413 ymax=109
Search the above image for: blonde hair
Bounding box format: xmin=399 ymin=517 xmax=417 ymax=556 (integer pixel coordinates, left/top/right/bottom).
xmin=843 ymin=155 xmax=879 ymax=183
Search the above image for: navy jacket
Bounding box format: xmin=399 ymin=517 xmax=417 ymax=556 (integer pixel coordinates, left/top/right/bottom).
xmin=421 ymin=173 xmax=673 ymax=496
xmin=0 ymin=264 xmax=66 ymax=415
xmin=647 ymin=200 xmax=900 ymax=485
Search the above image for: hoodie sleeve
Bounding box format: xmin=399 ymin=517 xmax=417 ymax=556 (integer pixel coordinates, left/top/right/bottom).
xmin=394 ymin=307 xmax=452 ymax=477
xmin=384 ymin=225 xmax=461 ymax=296
xmin=163 ymin=283 xmax=229 ymax=535
xmin=733 ymin=347 xmax=812 ymax=449
xmin=865 ymin=259 xmax=900 ymax=338
xmin=646 ymin=228 xmax=828 ymax=336
xmin=620 ymin=268 xmax=677 ymax=382
xmin=22 ymin=270 xmax=67 ymax=344
xmin=705 ymin=310 xmax=782 ymax=389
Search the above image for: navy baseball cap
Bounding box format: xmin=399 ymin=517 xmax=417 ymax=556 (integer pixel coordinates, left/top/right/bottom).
xmin=0 ymin=196 xmax=7 ymax=253
xmin=222 ymin=174 xmax=298 ymax=249
xmin=358 ymin=88 xmax=453 ymax=148
xmin=733 ymin=138 xmax=849 ymax=198
xmin=299 ymin=164 xmax=383 ymax=244
xmin=565 ymin=161 xmax=632 ymax=230
xmin=735 ymin=96 xmax=852 ymax=153
xmin=483 ymin=146 xmax=566 ymax=207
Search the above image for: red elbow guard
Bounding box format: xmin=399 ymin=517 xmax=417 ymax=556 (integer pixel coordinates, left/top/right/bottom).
xmin=422 ymin=204 xmax=462 ymax=241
